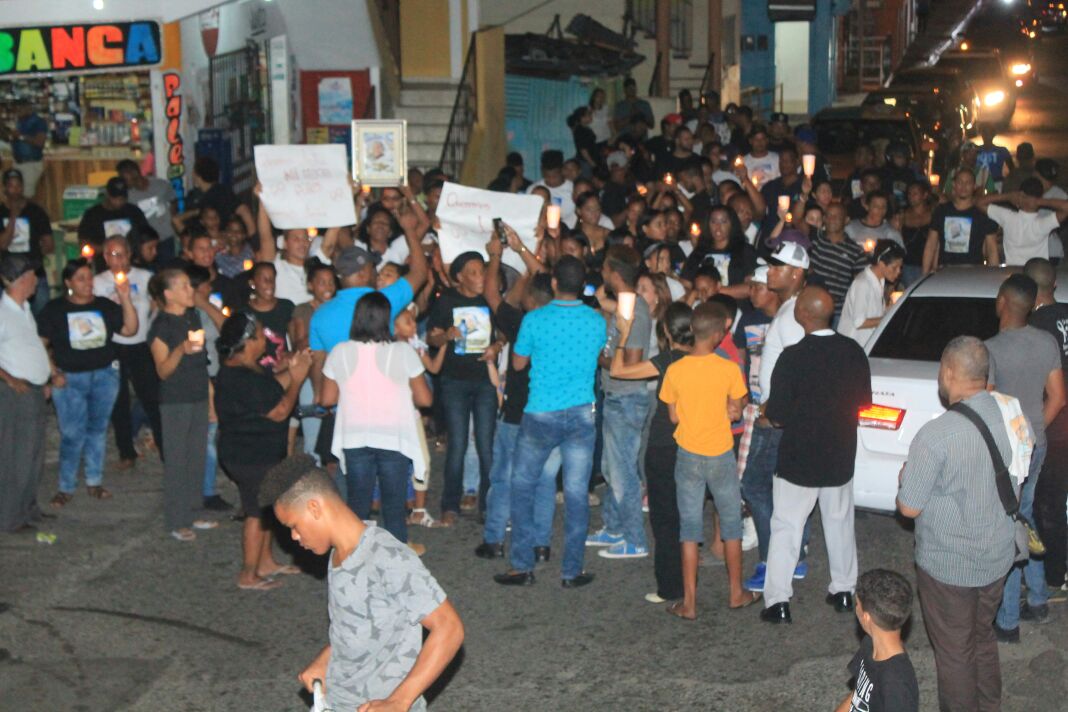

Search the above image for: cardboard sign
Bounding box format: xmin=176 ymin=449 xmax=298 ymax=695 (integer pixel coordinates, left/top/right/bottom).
xmin=0 ymin=22 xmax=161 ymax=76
xmin=254 ymin=145 xmax=356 ymax=229
xmin=436 ymin=182 xmax=542 ymax=273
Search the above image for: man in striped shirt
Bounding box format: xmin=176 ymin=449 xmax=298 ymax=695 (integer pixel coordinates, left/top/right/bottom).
xmin=809 ymin=203 xmax=867 ymax=319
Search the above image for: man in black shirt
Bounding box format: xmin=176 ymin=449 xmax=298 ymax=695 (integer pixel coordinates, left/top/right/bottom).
xmin=760 ymin=286 xmax=871 ymax=624
xmin=78 ymin=177 xmax=150 ymax=255
xmin=427 ymin=251 xmax=497 ymax=524
xmin=759 ymin=147 xmax=805 ymax=235
xmin=0 ymin=168 xmax=53 ymax=312
xmin=923 ymin=169 xmax=998 ymax=273
xmin=1025 ymin=258 xmax=1068 ymax=590
xmin=475 ymin=231 xmax=557 ymax=560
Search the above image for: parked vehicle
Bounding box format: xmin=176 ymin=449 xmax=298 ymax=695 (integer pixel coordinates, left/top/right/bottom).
xmin=812 ymin=104 xmax=934 ymax=182
xmin=862 ymin=87 xmax=968 ymax=148
xmin=890 ymin=65 xmax=981 ymax=136
xmin=936 ymin=48 xmax=1017 ymax=128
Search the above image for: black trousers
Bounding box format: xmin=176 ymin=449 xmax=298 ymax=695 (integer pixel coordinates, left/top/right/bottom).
xmin=646 ymin=441 xmax=683 ymax=600
xmin=112 ymin=342 xmax=163 ymax=461
xmin=1035 ymin=429 xmax=1068 ymax=588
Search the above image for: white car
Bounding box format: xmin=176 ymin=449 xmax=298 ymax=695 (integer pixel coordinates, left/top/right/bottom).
xmin=852 ymin=265 xmax=1067 ymax=512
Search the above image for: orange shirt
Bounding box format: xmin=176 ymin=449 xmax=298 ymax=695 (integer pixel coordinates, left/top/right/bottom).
xmin=659 ymin=353 xmax=748 ymax=457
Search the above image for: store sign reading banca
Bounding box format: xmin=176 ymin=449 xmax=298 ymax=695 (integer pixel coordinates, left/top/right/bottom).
xmin=0 ymin=22 xmax=161 ymax=76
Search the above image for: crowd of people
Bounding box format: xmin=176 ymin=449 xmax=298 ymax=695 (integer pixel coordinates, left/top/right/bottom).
xmin=1 ymin=82 xmax=1067 ymax=710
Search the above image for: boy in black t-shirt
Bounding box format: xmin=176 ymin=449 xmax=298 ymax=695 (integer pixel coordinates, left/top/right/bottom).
xmin=836 ymin=568 xmax=919 ymax=712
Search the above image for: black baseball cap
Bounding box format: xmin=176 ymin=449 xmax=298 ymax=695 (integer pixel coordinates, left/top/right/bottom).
xmin=334 ymin=246 xmax=379 ymax=277
xmin=770 ymin=112 xmax=789 ymax=125
xmin=2 ymin=168 xmax=23 ymax=184
xmin=106 ymin=177 xmax=128 ymax=198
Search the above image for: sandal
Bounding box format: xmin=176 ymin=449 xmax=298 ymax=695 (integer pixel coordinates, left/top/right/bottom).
xmin=259 ymin=564 xmax=301 ymax=577
xmin=238 ymin=578 xmax=282 ymax=591
xmin=729 ymin=591 xmax=762 ymax=610
xmin=667 ymin=601 xmax=697 ymax=621
xmin=170 ymin=529 xmax=196 ymax=542
xmin=50 ymin=491 xmax=73 ymax=508
xmin=86 ymin=486 xmax=112 ymax=500
xmin=407 ymin=508 xmax=442 ymax=528
xmin=440 ymin=511 xmax=459 ymax=527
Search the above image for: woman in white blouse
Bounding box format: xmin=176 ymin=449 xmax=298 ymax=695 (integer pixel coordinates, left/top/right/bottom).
xmin=320 ymin=292 xmax=432 ymax=545
xmin=838 ymin=240 xmax=906 ymax=347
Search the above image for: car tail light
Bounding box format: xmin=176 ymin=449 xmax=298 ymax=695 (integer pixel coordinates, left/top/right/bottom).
xmin=859 ymin=404 xmax=906 ymax=430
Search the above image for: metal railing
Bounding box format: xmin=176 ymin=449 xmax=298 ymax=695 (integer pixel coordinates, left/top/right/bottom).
xmin=440 ymin=33 xmax=478 ymax=179
xmin=698 ymin=51 xmax=716 ymax=100
xmin=626 ymin=0 xmax=693 ymax=57
xmin=861 ymin=36 xmax=891 ymax=89
xmin=647 ymin=50 xmax=664 ymax=97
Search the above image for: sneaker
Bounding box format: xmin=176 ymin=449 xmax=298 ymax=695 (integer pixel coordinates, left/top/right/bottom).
xmin=585 ymin=528 xmax=624 ymax=547
xmin=645 ymin=592 xmax=668 ymax=604
xmin=993 ymin=621 xmax=1020 ymax=644
xmin=598 ymin=541 xmax=649 ymax=559
xmin=745 ymin=562 xmax=767 ymax=592
xmin=793 ymin=561 xmax=809 ymax=580
xmin=1020 ymin=602 xmax=1050 ymax=624
xmin=203 ymin=495 xmax=233 ymax=511
xmin=741 ymin=516 xmax=758 ymax=552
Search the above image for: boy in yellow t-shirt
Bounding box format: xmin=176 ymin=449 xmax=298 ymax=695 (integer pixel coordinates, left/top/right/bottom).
xmin=659 ymin=302 xmax=758 ymax=620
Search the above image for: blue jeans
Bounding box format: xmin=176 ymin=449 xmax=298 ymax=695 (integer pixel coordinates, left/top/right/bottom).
xmin=741 ymin=425 xmax=810 ymax=562
xmin=462 ymin=415 xmax=480 ymax=493
xmin=483 ymin=420 xmax=559 ymax=546
xmin=509 ymin=404 xmax=596 ymax=579
xmin=203 ymin=420 xmax=218 ymax=497
xmin=440 ymin=377 xmax=497 ymax=514
xmin=299 ymin=379 xmax=321 ymax=465
xmin=600 ymin=390 xmax=651 ymax=548
xmin=344 ymin=447 xmax=412 ymax=543
xmin=52 ymin=365 xmax=121 ymax=492
xmin=997 ymin=443 xmax=1049 ymax=629
xmin=674 ymin=447 xmax=743 ymax=543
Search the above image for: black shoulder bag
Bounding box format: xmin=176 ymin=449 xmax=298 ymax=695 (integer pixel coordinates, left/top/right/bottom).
xmin=949 ymin=402 xmax=1044 ymax=564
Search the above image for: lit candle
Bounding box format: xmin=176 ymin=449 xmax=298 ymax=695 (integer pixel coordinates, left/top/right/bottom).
xmin=243 ymin=259 xmax=254 ymax=272
xmin=115 ymin=271 xmax=127 ymax=284
xmin=785 ymin=212 xmax=793 ymax=223
xmin=221 ymin=306 xmax=232 ymax=317
xmin=546 ymin=205 xmax=561 ymax=230
xmin=617 ymin=291 xmax=637 ymax=321
xmin=663 ymin=173 xmax=674 ymax=186
xmin=636 ymin=184 xmax=648 ymax=197
xmin=689 ymin=222 xmax=701 ymax=237
xmin=187 ymin=329 xmax=205 ymax=351
xmin=890 ymin=290 xmax=904 ymax=305
xmin=307 ymin=227 xmax=318 ymax=238
xmin=777 ymin=195 xmax=791 ymax=213
xmin=81 ymin=244 xmax=95 ymax=259
xmin=751 ymin=176 xmax=759 ymax=187
xmin=802 ymin=154 xmax=816 ymax=178
xmin=734 ymin=156 xmax=743 ymax=167
xmin=361 ymin=184 xmax=372 ymax=195
xmin=929 ymin=174 xmax=941 ymax=189
xmin=864 ymin=239 xmax=876 ymax=253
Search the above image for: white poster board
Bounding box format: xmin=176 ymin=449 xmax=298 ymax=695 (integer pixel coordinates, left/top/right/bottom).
xmin=436 ymin=182 xmax=543 ymax=273
xmin=253 ymin=144 xmax=356 ymax=229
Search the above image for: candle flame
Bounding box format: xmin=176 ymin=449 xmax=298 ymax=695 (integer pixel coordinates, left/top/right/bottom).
xmin=81 ymin=244 xmax=94 ymax=258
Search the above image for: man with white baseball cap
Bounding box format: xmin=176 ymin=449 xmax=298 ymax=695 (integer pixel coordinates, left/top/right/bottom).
xmin=740 ymin=243 xmax=813 ymax=594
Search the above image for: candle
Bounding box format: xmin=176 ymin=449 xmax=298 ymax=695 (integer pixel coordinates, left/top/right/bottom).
xmin=785 ymin=211 xmax=793 ymax=223
xmin=890 ymin=290 xmax=904 ymax=305
xmin=115 ymin=271 xmax=127 ymax=284
xmin=802 ymin=154 xmax=816 ymax=177
xmin=734 ymin=155 xmax=743 ymax=167
xmin=777 ymin=195 xmax=791 ymax=213
xmin=751 ymin=176 xmax=760 ymax=187
xmin=187 ymin=329 xmax=205 ymax=351
xmin=689 ymin=222 xmax=701 ymax=237
xmin=663 ymin=173 xmax=674 ymax=186
xmin=864 ymin=239 xmax=876 ymax=253
xmin=546 ymin=204 xmax=561 ymax=230
xmin=636 ymin=184 xmax=648 ymax=197
xmin=221 ymin=306 xmax=232 ymax=317
xmin=361 ymin=184 xmax=372 ymax=195
xmin=617 ymin=291 xmax=637 ymax=321
xmin=307 ymin=227 xmax=318 ymax=238
xmin=929 ymin=174 xmax=941 ymax=189
xmin=81 ymin=244 xmax=95 ymax=259
xmin=243 ymin=259 xmax=254 ymax=271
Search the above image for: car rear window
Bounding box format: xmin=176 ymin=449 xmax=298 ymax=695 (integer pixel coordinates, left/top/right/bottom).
xmin=868 ymin=296 xmax=998 ymax=361
xmin=816 ymin=119 xmax=913 ymax=155
xmin=938 ymin=56 xmax=1003 ymax=79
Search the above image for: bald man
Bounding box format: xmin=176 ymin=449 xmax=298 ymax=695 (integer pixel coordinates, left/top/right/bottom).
xmin=759 ymin=287 xmax=871 ymax=624
xmin=986 ymin=273 xmax=1065 ymax=637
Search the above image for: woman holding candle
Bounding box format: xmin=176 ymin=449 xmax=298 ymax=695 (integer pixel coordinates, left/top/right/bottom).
xmin=838 ymin=240 xmax=906 ymax=347
xmin=575 ymin=192 xmax=611 ymax=253
xmin=148 ymin=267 xmax=218 ymax=541
xmin=214 ymin=217 xmax=254 ymax=279
xmin=39 ymin=258 xmax=139 ymax=506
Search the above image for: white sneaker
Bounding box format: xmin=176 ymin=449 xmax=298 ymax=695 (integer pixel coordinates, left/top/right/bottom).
xmin=192 ymin=519 xmax=218 ymax=530
xmin=741 ymin=516 xmax=757 ymax=552
xmin=644 ymin=592 xmax=667 ymax=603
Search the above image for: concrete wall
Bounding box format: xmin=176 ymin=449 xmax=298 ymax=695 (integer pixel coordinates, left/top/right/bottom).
xmin=400 ymin=0 xmax=453 ymax=79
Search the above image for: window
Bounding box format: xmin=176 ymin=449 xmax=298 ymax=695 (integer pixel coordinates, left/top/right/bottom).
xmin=868 ymin=297 xmax=998 ymax=362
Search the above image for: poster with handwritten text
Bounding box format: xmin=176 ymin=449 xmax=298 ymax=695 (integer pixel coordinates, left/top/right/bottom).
xmin=436 ymin=182 xmax=543 ymax=273
xmin=254 ymin=145 xmax=356 ymax=229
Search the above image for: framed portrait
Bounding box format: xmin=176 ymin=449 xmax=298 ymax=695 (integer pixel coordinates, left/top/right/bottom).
xmin=351 ymin=119 xmax=408 ymax=186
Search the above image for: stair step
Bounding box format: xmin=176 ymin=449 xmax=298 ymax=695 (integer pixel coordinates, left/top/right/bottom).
xmin=406 ymin=123 xmax=450 ymax=144
xmin=408 ymin=142 xmax=445 ymax=167
xmin=399 ymin=86 xmax=460 ymax=107
xmin=393 ymin=105 xmax=453 ymax=125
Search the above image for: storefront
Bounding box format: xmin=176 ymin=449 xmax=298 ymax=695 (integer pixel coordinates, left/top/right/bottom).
xmin=0 ymin=20 xmax=180 ymax=221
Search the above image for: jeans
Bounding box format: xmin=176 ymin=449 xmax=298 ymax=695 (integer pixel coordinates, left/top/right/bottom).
xmin=462 ymin=415 xmax=479 ymax=494
xmin=510 ymin=404 xmax=596 ymax=579
xmin=483 ymin=419 xmax=559 ymax=546
xmin=997 ymin=443 xmax=1049 ymax=630
xmin=345 ymin=447 xmax=412 ymax=543
xmin=601 ymin=390 xmax=651 ymax=548
xmin=299 ymin=379 xmax=321 ymax=465
xmin=52 ymin=365 xmax=121 ymax=492
xmin=646 ymin=442 xmax=683 ymax=599
xmin=741 ymin=425 xmax=810 ymax=562
xmin=674 ymin=447 xmax=743 ymax=543
xmin=440 ymin=377 xmax=497 ymax=514
xmin=203 ymin=420 xmax=218 ymax=497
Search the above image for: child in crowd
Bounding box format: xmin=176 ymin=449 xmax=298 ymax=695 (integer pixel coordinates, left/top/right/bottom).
xmin=659 ymin=302 xmax=755 ymax=619
xmin=214 ymin=217 xmax=253 ymax=278
xmin=835 ymin=568 xmax=919 ymax=712
xmin=260 ymin=455 xmax=463 ymax=712
xmin=394 ymin=305 xmax=447 ymax=529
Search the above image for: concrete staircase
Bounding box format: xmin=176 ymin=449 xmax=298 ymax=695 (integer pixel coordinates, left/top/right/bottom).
xmin=392 ymin=81 xmax=458 ymax=171
xmin=899 ymin=0 xmax=984 ymax=69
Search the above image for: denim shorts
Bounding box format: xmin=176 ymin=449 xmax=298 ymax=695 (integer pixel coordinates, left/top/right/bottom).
xmin=674 ymin=447 xmax=743 ymax=543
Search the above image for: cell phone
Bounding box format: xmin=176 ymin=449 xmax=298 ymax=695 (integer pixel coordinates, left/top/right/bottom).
xmin=492 ymin=217 xmax=508 ymax=245
xmin=583 ymin=283 xmax=596 ymax=297
xmin=209 ymin=292 xmax=223 ymax=310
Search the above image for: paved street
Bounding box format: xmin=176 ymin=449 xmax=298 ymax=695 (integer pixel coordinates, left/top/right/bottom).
xmin=1 ymin=412 xmax=1066 ymax=711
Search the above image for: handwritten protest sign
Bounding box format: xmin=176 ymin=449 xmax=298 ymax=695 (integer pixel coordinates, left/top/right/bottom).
xmin=436 ymin=182 xmax=543 ymax=273
xmin=254 ymin=145 xmax=356 ymax=229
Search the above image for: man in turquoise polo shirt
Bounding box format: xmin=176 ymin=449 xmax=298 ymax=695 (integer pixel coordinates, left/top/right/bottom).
xmin=494 ymin=256 xmax=606 ymax=588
